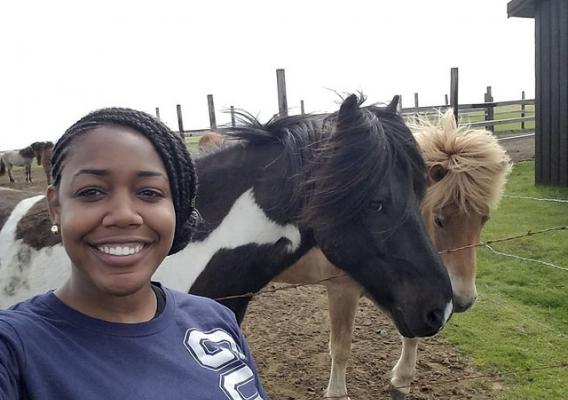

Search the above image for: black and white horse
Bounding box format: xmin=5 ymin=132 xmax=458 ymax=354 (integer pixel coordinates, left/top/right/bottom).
xmin=0 ymin=95 xmax=453 ymax=344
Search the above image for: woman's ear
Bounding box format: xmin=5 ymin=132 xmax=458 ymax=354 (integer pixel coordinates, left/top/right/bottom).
xmin=46 ymin=185 xmax=61 ymax=225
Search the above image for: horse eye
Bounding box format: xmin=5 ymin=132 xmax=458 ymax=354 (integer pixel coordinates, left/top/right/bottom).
xmin=434 ymin=216 xmax=445 ymax=228
xmin=369 ymin=200 xmax=384 ymax=212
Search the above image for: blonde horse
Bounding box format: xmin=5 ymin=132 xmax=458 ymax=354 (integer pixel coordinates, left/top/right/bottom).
xmin=198 ymin=131 xmax=225 ymax=153
xmin=275 ymin=109 xmax=512 ymax=399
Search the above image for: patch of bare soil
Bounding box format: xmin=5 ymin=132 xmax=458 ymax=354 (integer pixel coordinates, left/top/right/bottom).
xmin=498 ymin=134 xmax=535 ymax=162
xmin=0 ymin=167 xmax=48 ymax=193
xmin=243 ymin=284 xmax=498 ymax=399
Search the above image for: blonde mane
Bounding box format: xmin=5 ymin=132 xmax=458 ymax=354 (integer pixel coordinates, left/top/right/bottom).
xmin=411 ymin=109 xmax=512 ymax=215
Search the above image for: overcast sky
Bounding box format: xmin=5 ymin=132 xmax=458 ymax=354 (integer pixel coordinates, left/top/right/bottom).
xmin=0 ymin=0 xmax=534 ymax=149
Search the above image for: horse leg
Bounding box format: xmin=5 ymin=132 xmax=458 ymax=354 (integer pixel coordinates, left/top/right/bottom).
xmin=26 ymin=164 xmax=32 ymax=183
xmin=8 ymin=166 xmax=15 ymax=183
xmin=324 ymin=280 xmax=363 ymax=400
xmin=390 ymin=337 xmax=420 ymax=399
xmin=44 ymin=164 xmax=51 ymax=185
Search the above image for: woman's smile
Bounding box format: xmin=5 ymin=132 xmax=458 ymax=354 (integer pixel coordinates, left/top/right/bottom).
xmin=88 ymin=238 xmax=152 ymax=267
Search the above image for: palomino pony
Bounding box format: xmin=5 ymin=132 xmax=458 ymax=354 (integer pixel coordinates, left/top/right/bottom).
xmin=198 ymin=131 xmax=225 ymax=153
xmin=0 ymin=144 xmax=41 ymax=183
xmin=0 ymin=95 xmax=453 ymax=349
xmin=276 ymin=108 xmax=512 ymax=399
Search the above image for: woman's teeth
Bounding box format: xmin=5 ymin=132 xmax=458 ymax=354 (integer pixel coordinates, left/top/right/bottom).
xmin=97 ymin=245 xmax=143 ymax=256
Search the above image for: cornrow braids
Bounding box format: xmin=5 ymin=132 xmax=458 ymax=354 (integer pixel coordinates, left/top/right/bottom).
xmin=50 ymin=108 xmax=198 ymax=255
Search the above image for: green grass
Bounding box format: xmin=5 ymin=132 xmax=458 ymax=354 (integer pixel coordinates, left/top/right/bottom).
xmin=184 ymin=135 xmax=201 ymax=154
xmin=441 ymin=161 xmax=568 ymax=399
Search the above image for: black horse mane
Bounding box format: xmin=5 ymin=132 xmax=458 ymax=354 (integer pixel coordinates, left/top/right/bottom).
xmin=218 ymin=95 xmax=427 ymax=230
xmin=222 ymin=110 xmax=324 ymax=149
xmin=303 ymin=100 xmax=427 ymax=232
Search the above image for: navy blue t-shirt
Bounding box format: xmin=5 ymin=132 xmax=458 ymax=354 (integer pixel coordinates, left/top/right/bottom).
xmin=0 ymin=286 xmax=268 ymax=400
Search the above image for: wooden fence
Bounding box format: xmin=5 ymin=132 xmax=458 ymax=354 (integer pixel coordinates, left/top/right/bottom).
xmin=160 ymin=68 xmax=535 ymax=136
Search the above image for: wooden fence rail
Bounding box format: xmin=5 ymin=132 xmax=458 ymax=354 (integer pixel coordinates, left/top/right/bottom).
xmin=166 ymin=68 xmax=535 ymax=137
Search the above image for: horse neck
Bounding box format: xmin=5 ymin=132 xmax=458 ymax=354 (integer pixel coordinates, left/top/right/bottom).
xmin=194 ymin=142 xmax=302 ymax=226
xmin=154 ymin=143 xmax=314 ymax=304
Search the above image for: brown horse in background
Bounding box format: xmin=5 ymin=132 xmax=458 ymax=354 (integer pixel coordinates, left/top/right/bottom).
xmin=198 ymin=131 xmax=225 ymax=153
xmin=34 ymin=141 xmax=54 ymax=184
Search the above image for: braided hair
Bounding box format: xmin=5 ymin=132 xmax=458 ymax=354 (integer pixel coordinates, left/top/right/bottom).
xmin=50 ymin=107 xmax=198 ymax=255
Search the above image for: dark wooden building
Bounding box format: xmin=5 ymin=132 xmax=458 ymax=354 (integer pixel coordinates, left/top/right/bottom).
xmin=508 ymin=0 xmax=568 ymax=186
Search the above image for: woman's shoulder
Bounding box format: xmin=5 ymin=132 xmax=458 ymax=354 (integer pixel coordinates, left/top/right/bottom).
xmin=0 ymin=292 xmax=53 ymax=323
xmin=0 ymin=292 xmax=54 ymax=331
xmin=162 ymin=287 xmax=238 ymax=324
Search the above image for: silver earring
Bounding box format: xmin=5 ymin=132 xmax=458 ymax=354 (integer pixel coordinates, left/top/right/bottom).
xmin=50 ymin=224 xmax=59 ymax=235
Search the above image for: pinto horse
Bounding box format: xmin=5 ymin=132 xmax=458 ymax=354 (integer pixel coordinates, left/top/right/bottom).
xmin=276 ymin=109 xmax=512 ymax=399
xmin=0 ymin=145 xmax=39 ymax=183
xmin=1 ymin=96 xmax=454 ymax=370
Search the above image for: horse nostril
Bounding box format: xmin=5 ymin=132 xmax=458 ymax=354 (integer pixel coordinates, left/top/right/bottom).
xmin=426 ymin=309 xmax=444 ymax=328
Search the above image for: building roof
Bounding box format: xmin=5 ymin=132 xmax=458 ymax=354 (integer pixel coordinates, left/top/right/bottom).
xmin=507 ymin=0 xmax=538 ymax=18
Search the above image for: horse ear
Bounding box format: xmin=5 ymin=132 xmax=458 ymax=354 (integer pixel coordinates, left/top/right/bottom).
xmin=386 ymin=95 xmax=400 ymax=113
xmin=337 ymin=94 xmax=361 ymax=126
xmin=428 ymin=164 xmax=448 ymax=184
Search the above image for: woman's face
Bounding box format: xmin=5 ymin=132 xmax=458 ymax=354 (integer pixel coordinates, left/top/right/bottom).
xmin=47 ymin=126 xmax=176 ymax=297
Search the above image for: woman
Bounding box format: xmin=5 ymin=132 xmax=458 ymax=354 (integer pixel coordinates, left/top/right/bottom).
xmin=0 ymin=108 xmax=268 ymax=400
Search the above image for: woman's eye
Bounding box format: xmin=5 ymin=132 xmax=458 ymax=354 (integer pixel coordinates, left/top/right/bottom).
xmin=76 ymin=188 xmax=105 ymax=200
xmin=368 ymin=200 xmax=384 ymax=212
xmin=434 ymin=216 xmax=445 ymax=228
xmin=138 ymin=189 xmax=164 ymax=200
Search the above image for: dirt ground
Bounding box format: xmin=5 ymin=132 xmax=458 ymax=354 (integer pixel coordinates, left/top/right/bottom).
xmin=243 ymin=285 xmax=498 ymax=400
xmin=1 ymin=136 xmax=534 ymax=399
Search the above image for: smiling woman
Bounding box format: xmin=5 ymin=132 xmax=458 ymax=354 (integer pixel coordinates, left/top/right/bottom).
xmin=47 ymin=127 xmax=177 ymax=319
xmin=0 ymin=108 xmax=268 ymax=400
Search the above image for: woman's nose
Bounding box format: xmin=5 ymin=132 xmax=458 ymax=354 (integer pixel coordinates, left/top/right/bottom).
xmin=102 ymin=192 xmax=143 ymax=227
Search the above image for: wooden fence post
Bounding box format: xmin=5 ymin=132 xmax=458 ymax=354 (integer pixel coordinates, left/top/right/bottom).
xmin=176 ymin=104 xmax=185 ymax=136
xmin=207 ymin=94 xmax=217 ymax=131
xmin=450 ymin=68 xmax=459 ymax=122
xmin=484 ymin=86 xmax=495 ymax=133
xmin=445 ymin=94 xmax=449 ymax=106
xmin=521 ymin=90 xmax=526 ymax=130
xmin=397 ymin=95 xmax=403 ymax=114
xmin=301 ymin=100 xmax=305 ymax=115
xmin=414 ymin=93 xmax=419 ymax=108
xmin=230 ymin=106 xmax=236 ymax=127
xmin=276 ymin=68 xmax=288 ymax=117
xmin=155 ymin=107 xmax=161 ymax=121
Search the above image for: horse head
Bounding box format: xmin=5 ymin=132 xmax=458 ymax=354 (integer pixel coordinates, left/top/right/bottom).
xmin=413 ymin=110 xmax=512 ymax=312
xmin=30 ymin=142 xmax=45 ymax=165
xmin=302 ymin=95 xmax=453 ymax=338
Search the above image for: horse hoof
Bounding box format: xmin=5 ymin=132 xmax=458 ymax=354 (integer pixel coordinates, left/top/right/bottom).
xmin=390 ymin=388 xmax=407 ymax=400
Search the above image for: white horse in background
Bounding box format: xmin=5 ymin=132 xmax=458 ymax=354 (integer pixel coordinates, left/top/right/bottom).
xmin=275 ymin=109 xmax=512 ymax=399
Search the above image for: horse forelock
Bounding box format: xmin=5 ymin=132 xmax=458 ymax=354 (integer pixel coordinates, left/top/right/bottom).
xmin=412 ymin=109 xmax=512 ymax=215
xmin=301 ymin=106 xmax=425 ymax=231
